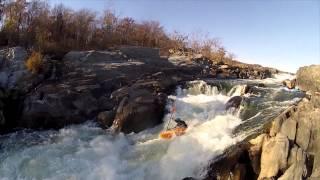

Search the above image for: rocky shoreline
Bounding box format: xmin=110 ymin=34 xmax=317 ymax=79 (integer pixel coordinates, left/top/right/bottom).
xmin=204 ymin=65 xmax=320 ymax=180
xmin=0 ymin=46 xmax=275 ymax=134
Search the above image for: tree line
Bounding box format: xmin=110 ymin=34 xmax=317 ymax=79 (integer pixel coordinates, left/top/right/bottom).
xmin=0 ymin=0 xmax=233 ymax=61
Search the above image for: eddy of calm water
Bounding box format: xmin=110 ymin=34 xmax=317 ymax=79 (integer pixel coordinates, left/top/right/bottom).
xmin=0 ymin=73 xmax=303 ymax=180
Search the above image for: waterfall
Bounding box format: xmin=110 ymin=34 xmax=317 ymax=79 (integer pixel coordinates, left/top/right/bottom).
xmin=184 ymin=80 xmax=219 ymax=96
xmin=227 ymin=84 xmax=248 ymax=97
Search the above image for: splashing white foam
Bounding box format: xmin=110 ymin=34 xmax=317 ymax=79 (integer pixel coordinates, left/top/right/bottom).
xmin=261 ymin=73 xmax=296 ymax=84
xmin=184 ymin=80 xmax=219 ymax=96
xmin=0 ymin=81 xmax=242 ymax=180
xmin=227 ymin=84 xmax=248 ymax=97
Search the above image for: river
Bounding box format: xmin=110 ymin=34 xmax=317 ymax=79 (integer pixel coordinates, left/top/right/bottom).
xmin=0 ymin=74 xmax=304 ymax=180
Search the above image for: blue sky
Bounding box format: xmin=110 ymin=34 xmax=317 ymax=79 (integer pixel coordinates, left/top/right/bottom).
xmin=49 ymin=0 xmax=320 ymax=73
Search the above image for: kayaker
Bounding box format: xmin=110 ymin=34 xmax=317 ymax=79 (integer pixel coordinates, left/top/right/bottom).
xmin=159 ymin=117 xmax=188 ymax=139
xmin=170 ymin=118 xmax=188 ymax=136
xmin=173 ymin=118 xmax=188 ymax=129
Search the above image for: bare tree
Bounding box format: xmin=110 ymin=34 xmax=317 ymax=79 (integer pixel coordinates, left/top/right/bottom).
xmin=0 ymin=2 xmax=231 ymax=59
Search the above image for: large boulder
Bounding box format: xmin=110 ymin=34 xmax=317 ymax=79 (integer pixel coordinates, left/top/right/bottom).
xmin=21 ymin=86 xmax=99 ymax=129
xmin=111 ymin=89 xmax=167 ymax=133
xmin=97 ymin=110 xmax=115 ymax=128
xmin=225 ymin=96 xmax=243 ymax=110
xmin=258 ymin=133 xmax=289 ymax=179
xmin=296 ymin=65 xmax=320 ymax=93
xmin=282 ymin=79 xmax=296 ymax=89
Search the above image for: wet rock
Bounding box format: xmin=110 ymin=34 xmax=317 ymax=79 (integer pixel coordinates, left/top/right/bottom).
xmin=296 ymin=65 xmax=320 ymax=93
xmin=111 ymin=90 xmax=167 ymax=133
xmin=257 ymin=83 xmax=265 ymax=87
xmin=204 ymin=142 xmax=256 ymax=180
xmin=97 ymin=110 xmax=115 ymax=128
xmin=242 ymin=85 xmax=253 ymax=95
xmin=282 ymin=79 xmax=296 ymax=89
xmin=225 ymin=96 xmax=243 ymax=110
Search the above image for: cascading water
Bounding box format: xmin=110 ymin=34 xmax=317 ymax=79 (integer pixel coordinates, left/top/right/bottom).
xmin=227 ymin=84 xmax=247 ymax=96
xmin=0 ymin=74 xmax=304 ymax=180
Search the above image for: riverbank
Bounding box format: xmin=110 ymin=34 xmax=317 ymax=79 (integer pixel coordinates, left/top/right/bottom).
xmin=204 ymin=65 xmax=320 ymax=180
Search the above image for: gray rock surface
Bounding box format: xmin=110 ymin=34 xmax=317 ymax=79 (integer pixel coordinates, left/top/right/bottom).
xmin=1 ymin=47 xmax=203 ymax=133
xmin=0 ymin=46 xmax=278 ymax=134
xmin=0 ymin=47 xmax=29 ymax=89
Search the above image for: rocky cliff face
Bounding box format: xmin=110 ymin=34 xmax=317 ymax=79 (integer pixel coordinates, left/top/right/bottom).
xmin=296 ymin=65 xmax=320 ymax=93
xmin=205 ymin=65 xmax=320 ymax=180
xmin=0 ymin=47 xmax=51 ymax=133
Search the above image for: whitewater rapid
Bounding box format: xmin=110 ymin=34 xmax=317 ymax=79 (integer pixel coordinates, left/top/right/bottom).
xmin=0 ymin=73 xmax=303 ymax=180
xmin=0 ymin=81 xmax=244 ymax=180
